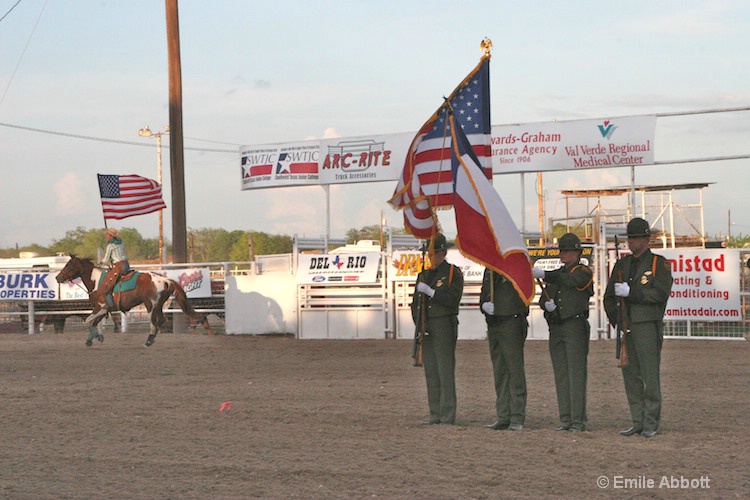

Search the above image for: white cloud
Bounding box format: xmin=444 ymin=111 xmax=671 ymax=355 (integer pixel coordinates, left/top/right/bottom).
xmin=54 ymin=172 xmax=86 ymax=216
xmin=303 ymin=127 xmax=342 ymax=141
xmin=321 ymin=127 xmax=341 ymax=139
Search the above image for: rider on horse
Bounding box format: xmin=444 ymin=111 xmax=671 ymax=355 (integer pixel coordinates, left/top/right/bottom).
xmin=98 ymin=227 xmax=130 ymax=312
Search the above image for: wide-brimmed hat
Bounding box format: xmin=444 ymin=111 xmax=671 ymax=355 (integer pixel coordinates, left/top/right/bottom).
xmin=420 ymin=233 xmax=454 ymax=252
xmin=625 ymin=217 xmax=651 ymax=238
xmin=558 ymin=232 xmax=582 ymax=251
xmin=104 ymin=228 xmax=119 ymax=238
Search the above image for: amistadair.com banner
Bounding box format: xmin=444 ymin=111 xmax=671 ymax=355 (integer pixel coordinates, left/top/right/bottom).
xmin=239 ymin=116 xmax=657 ymax=189
xmin=297 ymin=253 xmax=380 ymax=284
xmin=660 ymin=248 xmax=741 ymax=322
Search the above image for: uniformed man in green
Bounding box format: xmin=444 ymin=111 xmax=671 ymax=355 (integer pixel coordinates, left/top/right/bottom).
xmin=480 ymin=268 xmax=529 ymax=431
xmin=411 ymin=233 xmax=464 ymax=425
xmin=532 ymin=233 xmax=594 ymax=432
xmin=604 ymin=218 xmax=673 ymax=438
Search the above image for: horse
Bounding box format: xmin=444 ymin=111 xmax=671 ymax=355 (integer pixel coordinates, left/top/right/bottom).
xmin=55 ymin=255 xmax=210 ymax=347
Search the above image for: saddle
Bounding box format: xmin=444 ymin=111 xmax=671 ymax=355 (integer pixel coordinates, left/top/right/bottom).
xmin=98 ymin=270 xmax=140 ymax=293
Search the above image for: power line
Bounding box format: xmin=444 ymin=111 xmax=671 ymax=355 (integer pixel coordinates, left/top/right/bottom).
xmin=0 ymin=121 xmax=239 ymax=153
xmin=0 ymin=0 xmax=47 ymax=109
xmin=0 ymin=0 xmax=23 ymax=23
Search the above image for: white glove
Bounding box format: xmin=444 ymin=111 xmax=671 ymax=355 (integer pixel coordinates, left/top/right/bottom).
xmin=544 ymin=300 xmax=557 ymax=312
xmin=481 ymin=302 xmax=495 ymax=315
xmin=532 ymin=267 xmax=545 ymax=279
xmin=416 ymin=282 xmax=435 ymax=297
xmin=614 ymin=282 xmax=630 ymax=298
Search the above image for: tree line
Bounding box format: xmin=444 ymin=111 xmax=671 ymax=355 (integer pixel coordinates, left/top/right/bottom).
xmin=0 ymin=227 xmax=293 ymax=263
xmin=6 ymin=224 xmax=740 ymax=263
xmin=0 ymin=224 xmax=399 ymax=263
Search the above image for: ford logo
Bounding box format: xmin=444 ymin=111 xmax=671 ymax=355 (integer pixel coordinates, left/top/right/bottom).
xmin=312 ymin=276 xmax=326 ymax=282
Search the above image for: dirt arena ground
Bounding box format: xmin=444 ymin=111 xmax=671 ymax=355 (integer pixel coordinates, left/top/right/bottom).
xmin=1 ymin=328 xmax=748 ymax=499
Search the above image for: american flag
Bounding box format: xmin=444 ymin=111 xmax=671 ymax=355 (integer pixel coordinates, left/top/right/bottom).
xmin=97 ymin=174 xmax=167 ymax=220
xmin=389 ymin=57 xmax=492 ymax=237
xmin=449 ymin=112 xmax=534 ymax=305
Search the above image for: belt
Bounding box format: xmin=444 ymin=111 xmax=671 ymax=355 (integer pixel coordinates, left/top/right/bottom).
xmin=494 ymin=313 xmax=526 ymax=321
xmin=560 ymin=313 xmax=588 ymax=322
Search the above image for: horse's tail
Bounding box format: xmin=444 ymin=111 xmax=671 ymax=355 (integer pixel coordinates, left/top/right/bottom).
xmin=171 ymin=281 xmax=212 ymax=334
xmin=172 ymin=282 xmax=200 ymax=319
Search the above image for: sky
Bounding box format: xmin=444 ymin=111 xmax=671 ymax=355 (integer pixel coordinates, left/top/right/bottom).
xmin=1 ymin=0 xmax=748 ymax=249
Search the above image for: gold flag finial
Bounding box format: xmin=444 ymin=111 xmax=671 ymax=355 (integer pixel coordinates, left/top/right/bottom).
xmin=480 ymin=37 xmax=492 ymax=57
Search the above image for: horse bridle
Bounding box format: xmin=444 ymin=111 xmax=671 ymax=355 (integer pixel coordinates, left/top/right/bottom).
xmin=61 ymin=259 xmax=94 ymax=295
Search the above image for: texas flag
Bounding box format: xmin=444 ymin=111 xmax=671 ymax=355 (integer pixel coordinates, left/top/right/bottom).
xmin=449 ymin=112 xmax=534 ymax=305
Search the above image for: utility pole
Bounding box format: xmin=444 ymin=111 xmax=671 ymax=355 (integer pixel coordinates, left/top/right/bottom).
xmin=138 ymin=125 xmax=169 ymax=263
xmin=166 ymin=0 xmax=187 ymax=263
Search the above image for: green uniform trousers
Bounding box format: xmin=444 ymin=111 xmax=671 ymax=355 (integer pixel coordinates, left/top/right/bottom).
xmin=549 ymin=317 xmax=589 ymax=430
xmin=423 ymin=316 xmax=458 ymax=424
xmin=622 ymin=321 xmax=663 ymax=432
xmin=487 ymin=317 xmax=527 ymax=425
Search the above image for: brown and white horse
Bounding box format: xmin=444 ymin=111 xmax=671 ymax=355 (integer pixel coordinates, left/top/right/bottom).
xmin=56 ymin=255 xmax=209 ymax=346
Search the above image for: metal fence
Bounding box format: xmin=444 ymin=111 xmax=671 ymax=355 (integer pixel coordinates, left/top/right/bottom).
xmin=0 ymin=261 xmax=255 ymax=335
xmin=2 ymin=249 xmax=748 ymax=339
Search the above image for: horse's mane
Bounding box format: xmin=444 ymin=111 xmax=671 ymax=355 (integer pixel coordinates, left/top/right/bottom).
xmin=69 ymin=254 xmax=97 ymax=267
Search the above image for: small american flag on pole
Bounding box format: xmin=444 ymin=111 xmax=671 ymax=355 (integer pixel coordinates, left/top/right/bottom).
xmin=97 ymin=174 xmax=167 ymax=220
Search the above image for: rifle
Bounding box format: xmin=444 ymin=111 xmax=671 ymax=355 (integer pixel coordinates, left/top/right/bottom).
xmin=412 ymin=248 xmax=427 ymax=367
xmin=614 ymin=235 xmax=629 ymax=367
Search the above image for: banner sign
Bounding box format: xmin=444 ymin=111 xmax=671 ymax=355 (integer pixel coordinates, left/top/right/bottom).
xmin=389 ymin=249 xmax=485 ymax=283
xmin=164 ymin=268 xmax=212 ymax=298
xmin=241 ymin=133 xmax=412 ymax=190
xmin=318 ymin=133 xmax=412 ymax=184
xmin=241 ymin=142 xmax=321 ymax=189
xmin=59 ymin=278 xmax=89 ymax=300
xmin=240 ymin=116 xmax=657 ymax=189
xmin=297 ymin=253 xmax=380 ymax=284
xmin=660 ymin=248 xmax=741 ymax=322
xmin=529 ymin=246 xmax=594 ymax=270
xmin=390 ymin=247 xmax=595 ymax=283
xmin=57 ymin=268 xmax=213 ymax=300
xmin=491 ymin=115 xmax=656 ymax=174
xmin=0 ymin=272 xmax=58 ymax=301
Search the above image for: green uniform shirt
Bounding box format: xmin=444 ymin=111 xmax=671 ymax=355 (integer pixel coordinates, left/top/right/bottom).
xmin=542 ymin=261 xmax=593 ymax=320
xmin=411 ymin=260 xmax=464 ymax=323
xmin=479 ymin=269 xmax=528 ymax=319
xmin=604 ymin=249 xmax=673 ymax=324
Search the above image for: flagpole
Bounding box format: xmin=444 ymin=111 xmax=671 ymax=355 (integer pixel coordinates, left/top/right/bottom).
xmin=323 ymin=185 xmax=330 ymax=250
xmin=520 ymin=173 xmax=526 ymax=237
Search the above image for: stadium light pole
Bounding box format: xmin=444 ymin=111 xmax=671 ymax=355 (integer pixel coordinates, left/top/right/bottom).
xmin=138 ymin=125 xmax=170 ymax=264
